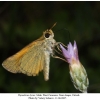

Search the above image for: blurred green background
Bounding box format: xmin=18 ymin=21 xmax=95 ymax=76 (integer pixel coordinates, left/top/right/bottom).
xmin=0 ymin=1 xmax=100 ymax=93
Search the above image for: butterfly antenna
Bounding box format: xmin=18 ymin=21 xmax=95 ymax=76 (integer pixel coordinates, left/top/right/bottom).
xmin=50 ymin=22 xmax=57 ymax=30
xmin=54 ymin=27 xmax=72 ymax=43
xmin=64 ymin=28 xmax=72 ymax=42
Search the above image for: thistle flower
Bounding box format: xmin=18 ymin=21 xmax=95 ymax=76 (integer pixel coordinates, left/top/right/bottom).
xmin=60 ymin=41 xmax=89 ymax=93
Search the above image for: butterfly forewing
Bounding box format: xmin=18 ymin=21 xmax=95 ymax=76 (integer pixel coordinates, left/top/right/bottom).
xmin=2 ymin=40 xmax=45 ymax=76
xmin=19 ymin=41 xmax=45 ymax=76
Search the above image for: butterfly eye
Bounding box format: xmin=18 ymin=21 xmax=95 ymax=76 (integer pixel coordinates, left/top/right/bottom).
xmin=45 ymin=33 xmax=50 ymax=38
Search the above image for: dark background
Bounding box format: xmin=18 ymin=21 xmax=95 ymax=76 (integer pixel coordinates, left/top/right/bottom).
xmin=0 ymin=1 xmax=100 ymax=93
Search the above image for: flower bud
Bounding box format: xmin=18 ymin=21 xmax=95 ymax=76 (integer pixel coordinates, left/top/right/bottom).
xmin=60 ymin=41 xmax=89 ymax=93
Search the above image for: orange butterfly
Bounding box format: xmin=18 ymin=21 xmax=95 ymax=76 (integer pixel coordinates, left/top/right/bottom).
xmin=2 ymin=24 xmax=57 ymax=81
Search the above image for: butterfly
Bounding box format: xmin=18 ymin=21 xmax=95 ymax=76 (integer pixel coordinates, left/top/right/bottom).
xmin=2 ymin=23 xmax=58 ymax=81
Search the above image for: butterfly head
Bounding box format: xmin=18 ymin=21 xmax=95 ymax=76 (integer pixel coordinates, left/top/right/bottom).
xmin=43 ymin=29 xmax=54 ymax=39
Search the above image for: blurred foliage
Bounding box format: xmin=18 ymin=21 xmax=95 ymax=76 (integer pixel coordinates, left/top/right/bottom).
xmin=0 ymin=1 xmax=100 ymax=93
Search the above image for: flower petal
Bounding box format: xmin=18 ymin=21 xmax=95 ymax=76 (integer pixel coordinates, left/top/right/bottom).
xmin=60 ymin=44 xmax=69 ymax=58
xmin=60 ymin=41 xmax=79 ymax=64
xmin=73 ymin=41 xmax=79 ymax=60
xmin=60 ymin=44 xmax=71 ymax=63
xmin=67 ymin=42 xmax=74 ymax=58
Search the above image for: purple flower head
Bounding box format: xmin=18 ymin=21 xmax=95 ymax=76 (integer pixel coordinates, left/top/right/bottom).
xmin=60 ymin=41 xmax=79 ymax=64
xmin=60 ymin=41 xmax=89 ymax=93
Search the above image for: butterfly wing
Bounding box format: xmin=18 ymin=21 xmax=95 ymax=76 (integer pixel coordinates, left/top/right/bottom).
xmin=19 ymin=42 xmax=45 ymax=76
xmin=2 ymin=40 xmax=46 ymax=76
